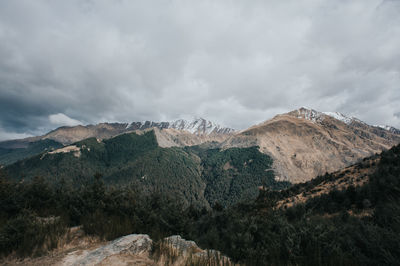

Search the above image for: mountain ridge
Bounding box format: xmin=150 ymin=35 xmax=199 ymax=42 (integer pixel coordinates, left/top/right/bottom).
xmin=220 ymin=107 xmax=400 ymax=183
xmin=1 ymin=108 xmax=400 ymax=183
xmin=0 ymin=118 xmax=235 ymax=148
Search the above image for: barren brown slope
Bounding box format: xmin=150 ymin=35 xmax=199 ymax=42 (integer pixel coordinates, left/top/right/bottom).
xmin=276 ymin=155 xmax=379 ymax=209
xmin=221 ymin=108 xmax=400 ymax=183
xmin=42 ymin=123 xmax=131 ymax=144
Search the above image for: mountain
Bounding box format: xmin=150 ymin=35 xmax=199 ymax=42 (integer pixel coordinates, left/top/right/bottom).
xmin=35 ymin=118 xmax=234 ymax=145
xmin=1 ymin=108 xmax=399 ymax=183
xmin=221 ymin=107 xmax=400 ymax=183
xmin=0 ymin=139 xmax=63 ymax=166
xmin=0 ymin=118 xmax=234 ymax=166
xmin=4 ymin=130 xmax=289 ymax=207
xmin=0 ymin=118 xmax=234 ymax=148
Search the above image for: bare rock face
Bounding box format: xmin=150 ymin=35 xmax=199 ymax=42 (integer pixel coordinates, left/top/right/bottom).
xmin=4 ymin=231 xmax=232 ymax=265
xmin=60 ymin=234 xmax=231 ymax=266
xmin=163 ymin=235 xmax=201 ymax=255
xmin=153 ymin=128 xmax=230 ymax=148
xmin=157 ymin=235 xmax=231 ymax=265
xmin=62 ymin=234 xmax=152 ymax=266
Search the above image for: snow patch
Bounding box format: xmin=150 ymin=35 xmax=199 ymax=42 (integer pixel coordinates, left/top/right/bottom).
xmin=294 ymin=107 xmax=324 ymax=123
xmin=168 ymin=118 xmax=234 ymax=135
xmin=322 ymin=112 xmax=353 ymax=125
xmin=294 ymin=107 xmax=367 ymax=126
xmin=374 ymin=125 xmax=400 ymax=134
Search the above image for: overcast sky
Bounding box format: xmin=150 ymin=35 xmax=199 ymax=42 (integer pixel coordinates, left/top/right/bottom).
xmin=0 ymin=0 xmax=400 ymax=140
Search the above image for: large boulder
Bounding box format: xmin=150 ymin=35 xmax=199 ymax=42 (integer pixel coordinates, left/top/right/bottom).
xmin=60 ymin=233 xmax=232 ymax=266
xmin=62 ymin=234 xmax=152 ymax=266
xmin=163 ymin=235 xmax=200 ymax=255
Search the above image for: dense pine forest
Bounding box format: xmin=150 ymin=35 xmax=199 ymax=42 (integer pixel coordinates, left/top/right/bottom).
xmin=1 ymin=143 xmax=399 ymax=265
xmin=0 ymin=139 xmax=63 ymax=165
xmin=4 ymin=131 xmax=289 ymax=207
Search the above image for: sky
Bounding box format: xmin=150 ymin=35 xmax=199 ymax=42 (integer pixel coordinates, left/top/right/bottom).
xmin=0 ymin=0 xmax=400 ymax=141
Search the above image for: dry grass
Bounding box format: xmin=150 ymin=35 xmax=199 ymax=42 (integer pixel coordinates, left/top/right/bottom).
xmin=277 ymin=157 xmax=379 ymax=209
xmin=0 ymin=226 xmax=104 ymax=266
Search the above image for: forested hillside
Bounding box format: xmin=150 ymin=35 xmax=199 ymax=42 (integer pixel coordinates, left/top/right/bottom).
xmin=0 ymin=139 xmax=63 ymax=166
xmin=4 ymin=130 xmax=288 ymax=207
xmin=187 ymin=145 xmax=288 ymax=206
xmin=188 ymin=144 xmax=400 ymax=265
xmin=1 ymin=143 xmax=399 ymax=264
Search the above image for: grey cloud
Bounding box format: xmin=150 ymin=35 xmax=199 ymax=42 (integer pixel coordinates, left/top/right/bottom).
xmin=0 ymin=0 xmax=400 ymax=141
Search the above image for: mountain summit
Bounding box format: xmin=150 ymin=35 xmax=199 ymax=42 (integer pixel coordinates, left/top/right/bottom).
xmin=288 ymin=107 xmax=367 ymax=125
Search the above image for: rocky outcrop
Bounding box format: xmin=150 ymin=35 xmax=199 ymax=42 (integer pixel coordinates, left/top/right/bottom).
xmin=61 ymin=234 xmax=153 ymax=266
xmin=57 ymin=234 xmax=231 ymax=266
xmin=162 ymin=235 xmax=202 ymax=256
xmin=155 ymin=235 xmax=231 ymax=266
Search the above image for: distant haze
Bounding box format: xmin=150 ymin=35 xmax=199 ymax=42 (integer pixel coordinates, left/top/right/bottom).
xmin=0 ymin=0 xmax=400 ymax=141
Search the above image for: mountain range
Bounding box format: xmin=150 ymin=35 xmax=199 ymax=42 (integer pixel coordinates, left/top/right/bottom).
xmin=1 ymin=108 xmax=400 ymax=264
xmin=1 ymin=107 xmax=400 ymax=185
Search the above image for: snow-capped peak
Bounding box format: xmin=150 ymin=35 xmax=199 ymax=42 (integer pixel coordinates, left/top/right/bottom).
xmin=375 ymin=125 xmax=391 ymax=131
xmin=322 ymin=112 xmax=353 ymax=125
xmin=168 ymin=118 xmax=234 ymax=135
xmin=293 ymin=107 xmax=324 ymax=123
xmin=374 ymin=125 xmax=400 ymax=134
xmin=292 ymin=107 xmax=363 ymax=125
xmin=124 ymin=117 xmax=234 ymax=135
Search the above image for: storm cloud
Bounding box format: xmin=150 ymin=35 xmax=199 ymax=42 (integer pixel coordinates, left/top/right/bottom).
xmin=0 ymin=0 xmax=400 ymax=140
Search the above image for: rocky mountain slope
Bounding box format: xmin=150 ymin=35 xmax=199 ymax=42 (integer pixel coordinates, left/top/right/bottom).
xmin=221 ymin=107 xmax=400 ymax=183
xmin=374 ymin=124 xmax=400 ymax=135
